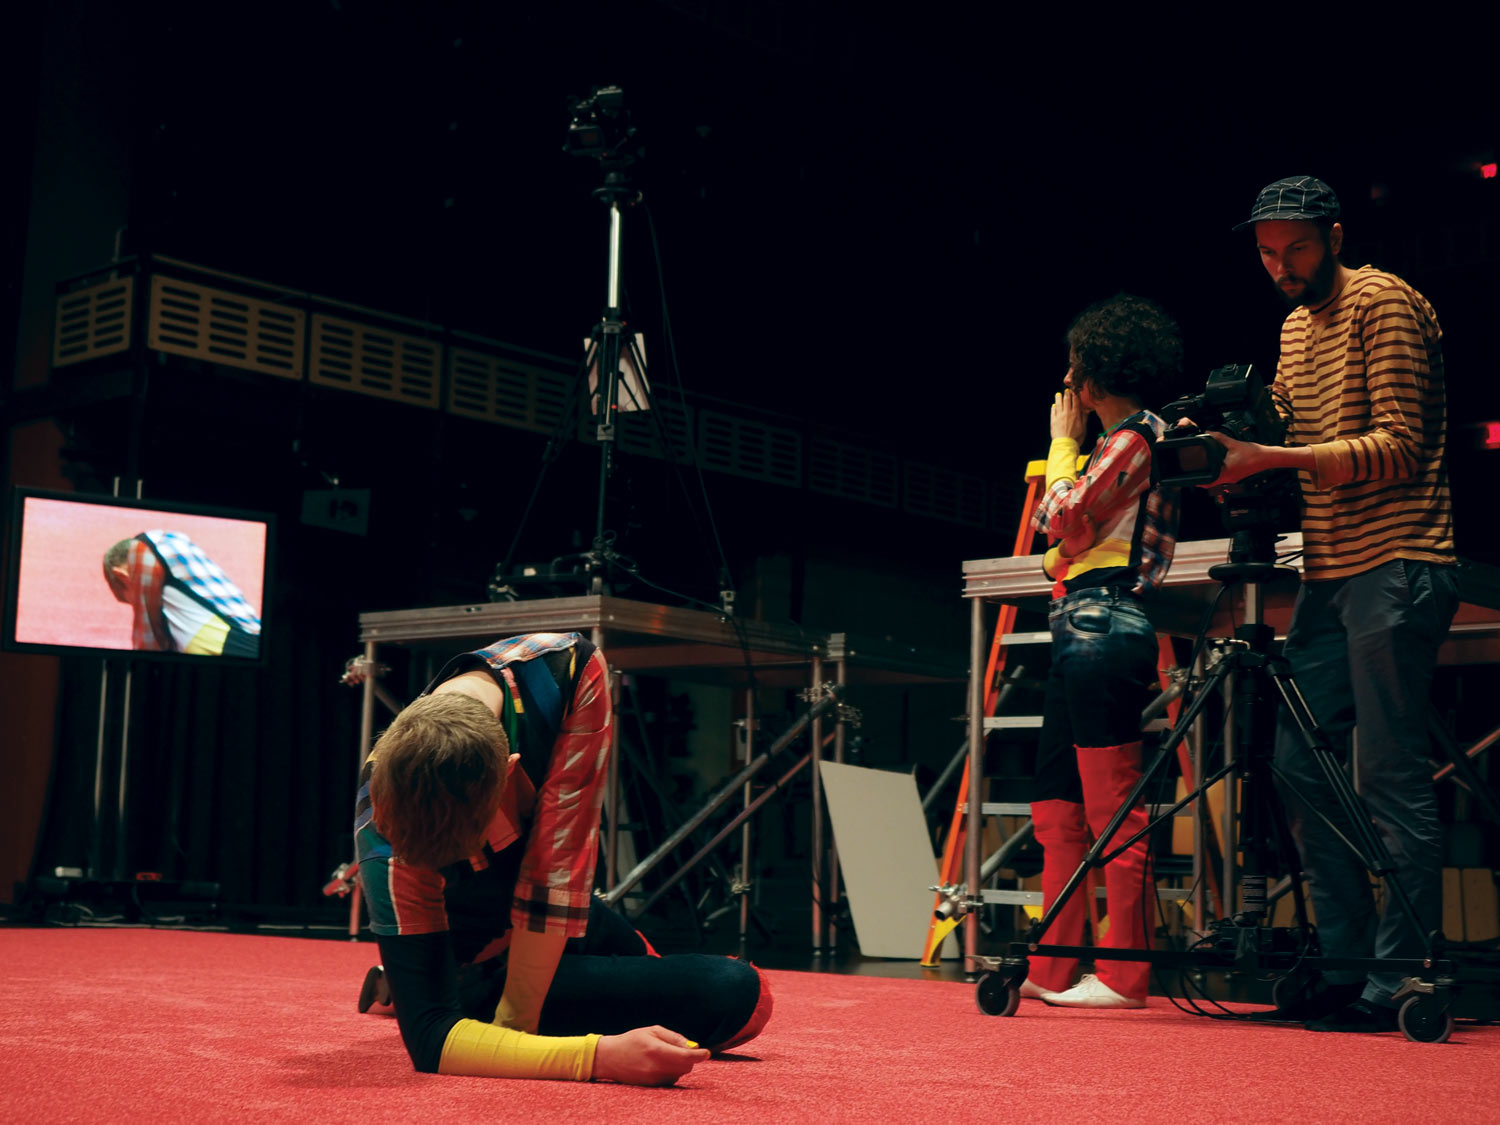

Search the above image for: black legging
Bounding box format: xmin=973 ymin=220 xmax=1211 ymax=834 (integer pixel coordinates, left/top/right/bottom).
xmin=456 ymin=899 xmax=764 ymax=1048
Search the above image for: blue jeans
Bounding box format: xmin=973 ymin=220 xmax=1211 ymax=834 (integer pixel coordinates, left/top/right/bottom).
xmin=1036 ymin=587 xmax=1160 ymax=801
xmin=1272 ymin=559 xmax=1459 ymax=1005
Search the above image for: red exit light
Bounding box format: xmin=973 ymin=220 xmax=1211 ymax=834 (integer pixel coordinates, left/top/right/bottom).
xmin=1482 ymin=163 xmax=1499 ymax=180
xmin=1486 ymin=421 xmax=1500 ymax=449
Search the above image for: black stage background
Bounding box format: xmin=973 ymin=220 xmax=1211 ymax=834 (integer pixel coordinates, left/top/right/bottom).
xmin=3 ymin=1 xmax=1497 ymax=939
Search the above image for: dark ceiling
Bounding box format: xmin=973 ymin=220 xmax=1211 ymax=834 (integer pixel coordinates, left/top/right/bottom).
xmin=122 ymin=2 xmax=1497 ymax=449
xmin=11 ymin=1 xmax=1499 ymax=578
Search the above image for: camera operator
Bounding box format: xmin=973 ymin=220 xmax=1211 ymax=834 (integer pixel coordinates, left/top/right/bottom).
xmin=1024 ymin=294 xmax=1182 ymax=1009
xmin=1210 ymin=176 xmax=1457 ymax=1033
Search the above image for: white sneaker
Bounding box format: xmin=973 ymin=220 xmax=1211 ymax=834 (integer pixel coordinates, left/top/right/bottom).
xmin=1040 ymin=973 xmax=1145 ymax=1009
xmin=1019 ymin=979 xmax=1057 ymax=1000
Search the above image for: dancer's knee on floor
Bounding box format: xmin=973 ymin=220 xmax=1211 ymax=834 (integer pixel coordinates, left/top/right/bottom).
xmin=704 ymin=960 xmax=773 ymax=1052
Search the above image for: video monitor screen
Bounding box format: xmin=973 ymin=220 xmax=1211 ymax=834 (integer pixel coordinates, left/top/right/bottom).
xmin=3 ymin=488 xmax=275 ymax=667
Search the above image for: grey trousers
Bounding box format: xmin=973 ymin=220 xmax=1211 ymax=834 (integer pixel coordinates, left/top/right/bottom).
xmin=1272 ymin=558 xmax=1459 ymax=1005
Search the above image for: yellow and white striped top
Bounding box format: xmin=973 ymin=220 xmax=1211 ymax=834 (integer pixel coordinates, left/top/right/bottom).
xmin=1273 ymin=266 xmax=1454 ymax=581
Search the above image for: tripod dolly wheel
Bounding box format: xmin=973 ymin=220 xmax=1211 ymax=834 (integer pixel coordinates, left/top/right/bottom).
xmin=1397 ymin=993 xmax=1454 ymax=1044
xmin=975 ymin=972 xmax=1021 ymax=1017
xmin=1271 ymin=970 xmax=1318 ymax=1011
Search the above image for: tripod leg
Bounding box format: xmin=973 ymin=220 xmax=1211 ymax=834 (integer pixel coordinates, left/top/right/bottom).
xmin=1024 ymin=649 xmax=1230 ymax=945
xmin=1268 ymin=662 xmax=1377 ymax=988
xmin=491 ymin=339 xmax=597 ymax=593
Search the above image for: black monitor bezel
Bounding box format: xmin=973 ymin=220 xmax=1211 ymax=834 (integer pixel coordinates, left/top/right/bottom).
xmin=2 ymin=486 xmax=277 ymax=669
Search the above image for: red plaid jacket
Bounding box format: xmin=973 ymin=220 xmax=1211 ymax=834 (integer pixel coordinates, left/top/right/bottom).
xmin=356 ymin=634 xmax=612 ymax=953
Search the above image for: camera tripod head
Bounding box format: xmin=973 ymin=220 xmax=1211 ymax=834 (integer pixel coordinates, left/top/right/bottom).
xmin=1206 ymin=526 xmax=1300 ymax=631
xmin=1209 ymin=526 xmax=1283 ymax=582
xmin=564 ymin=85 xmax=644 ymax=207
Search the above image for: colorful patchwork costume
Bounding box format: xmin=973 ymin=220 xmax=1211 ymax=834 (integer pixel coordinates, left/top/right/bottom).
xmin=355 ymin=632 xmax=771 ymax=1079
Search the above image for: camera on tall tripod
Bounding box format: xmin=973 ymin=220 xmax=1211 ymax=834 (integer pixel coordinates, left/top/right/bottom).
xmin=564 ymin=85 xmax=641 ymax=187
xmin=489 ymin=85 xmax=659 ymax=602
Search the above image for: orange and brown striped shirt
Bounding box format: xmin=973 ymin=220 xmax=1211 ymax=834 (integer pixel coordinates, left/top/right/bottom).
xmin=1272 ymin=265 xmax=1454 ymax=581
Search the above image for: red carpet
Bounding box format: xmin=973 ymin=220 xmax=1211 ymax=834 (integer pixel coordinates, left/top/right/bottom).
xmin=4 ymin=927 xmax=1498 ymax=1123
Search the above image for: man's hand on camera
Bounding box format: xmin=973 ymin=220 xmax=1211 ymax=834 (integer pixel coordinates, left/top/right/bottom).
xmin=1207 ymin=432 xmax=1266 ymax=485
xmin=1208 ymin=433 xmax=1312 ymax=485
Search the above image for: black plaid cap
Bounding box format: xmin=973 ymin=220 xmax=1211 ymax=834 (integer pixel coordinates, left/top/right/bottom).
xmin=1232 ymin=176 xmax=1341 ymax=231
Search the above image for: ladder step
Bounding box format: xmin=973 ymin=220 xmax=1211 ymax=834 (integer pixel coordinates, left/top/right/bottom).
xmin=971 ymin=802 xmax=1191 ymax=818
xmin=977 ymin=802 xmax=1035 ymax=817
xmin=982 ymin=715 xmax=1169 ymax=733
xmin=981 ymin=886 xmax=1189 ymax=905
xmin=1001 ymin=631 xmax=1052 ymax=647
xmin=983 ymin=715 xmax=1044 ymax=730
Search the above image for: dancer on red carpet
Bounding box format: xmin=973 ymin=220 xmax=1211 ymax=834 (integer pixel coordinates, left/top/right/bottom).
xmin=354 ymin=632 xmax=771 ymax=1084
xmin=1024 ymin=294 xmax=1182 ymax=1009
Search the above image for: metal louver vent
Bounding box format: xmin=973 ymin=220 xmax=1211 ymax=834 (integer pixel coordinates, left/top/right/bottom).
xmin=600 ymin=399 xmax=694 ymax=462
xmin=903 ymin=460 xmax=988 ymax=527
xmin=808 ymin=437 xmax=899 ymax=508
xmin=696 ymin=409 xmax=802 ymax=487
xmin=53 ymin=278 xmax=134 ymax=367
xmin=447 ymin=347 xmax=575 ymax=435
xmin=147 ymin=277 xmax=304 ymax=379
xmin=310 ymin=314 xmax=440 ymax=408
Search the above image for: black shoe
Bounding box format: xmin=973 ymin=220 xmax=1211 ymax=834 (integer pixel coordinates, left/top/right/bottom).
xmin=358 ymin=964 xmax=391 ymax=1013
xmin=1306 ymin=999 xmax=1399 ymax=1033
xmin=1248 ymin=980 xmax=1363 ymax=1023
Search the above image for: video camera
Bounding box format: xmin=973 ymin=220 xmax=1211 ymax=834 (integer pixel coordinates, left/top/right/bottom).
xmin=1156 ymin=364 xmax=1286 ymax=487
xmin=1156 ymin=363 xmax=1299 ymax=537
xmin=563 ymin=85 xmax=636 ymax=164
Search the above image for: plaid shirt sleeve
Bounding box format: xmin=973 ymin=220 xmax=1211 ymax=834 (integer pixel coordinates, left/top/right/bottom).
xmin=120 ymin=538 xmax=169 ymax=651
xmin=511 ymin=647 xmax=612 ymax=939
xmin=1134 ymin=482 xmax=1179 ymax=598
xmin=1031 ymin=427 xmax=1154 ymax=541
xmin=148 ymin=531 xmax=262 ymax=634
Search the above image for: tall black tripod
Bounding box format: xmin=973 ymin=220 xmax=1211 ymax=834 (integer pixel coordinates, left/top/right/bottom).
xmin=975 ymin=527 xmax=1454 ymax=1038
xmin=492 ymin=92 xmax=671 ymax=600
xmin=578 ymin=164 xmax=651 ymax=594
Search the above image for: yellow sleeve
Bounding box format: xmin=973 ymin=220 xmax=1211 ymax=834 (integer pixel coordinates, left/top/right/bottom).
xmin=493 ymin=929 xmax=567 ymax=1033
xmin=1042 ymin=545 xmax=1063 ymax=579
xmin=438 ymin=1018 xmax=600 ymax=1081
xmin=1045 ymin=436 xmax=1081 ymax=490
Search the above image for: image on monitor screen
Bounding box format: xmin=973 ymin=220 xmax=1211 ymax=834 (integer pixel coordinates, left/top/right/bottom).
xmin=4 ymin=488 xmax=274 ymax=665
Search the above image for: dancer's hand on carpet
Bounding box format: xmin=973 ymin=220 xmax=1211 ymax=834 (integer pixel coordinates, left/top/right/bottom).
xmin=593 ymin=1026 xmax=711 ymax=1086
